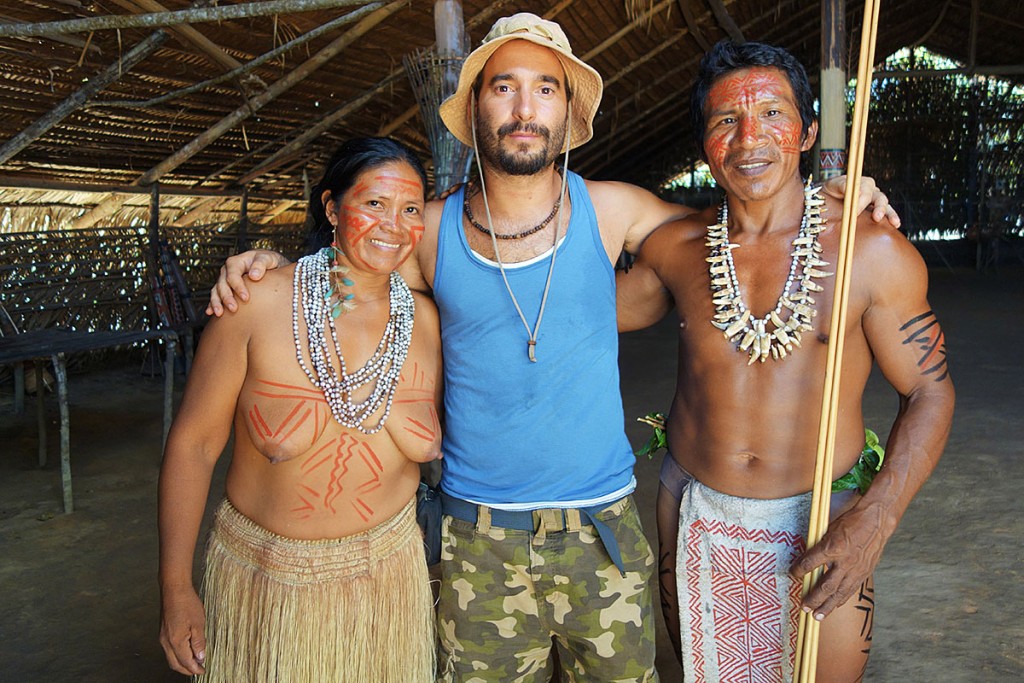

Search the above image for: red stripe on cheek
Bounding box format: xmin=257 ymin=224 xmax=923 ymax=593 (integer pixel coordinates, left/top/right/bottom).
xmin=776 ymin=122 xmax=802 ymax=154
xmin=706 ymin=132 xmax=729 ymax=166
xmin=409 ymin=224 xmax=425 ymax=248
xmin=343 ymin=205 xmax=378 ymax=245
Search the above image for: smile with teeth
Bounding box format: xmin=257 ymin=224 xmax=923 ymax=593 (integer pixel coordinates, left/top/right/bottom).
xmin=369 ymin=237 xmax=401 ymax=249
xmin=736 ymin=161 xmax=770 ymax=169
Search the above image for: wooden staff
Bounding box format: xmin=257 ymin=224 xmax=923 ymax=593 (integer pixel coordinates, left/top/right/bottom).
xmin=793 ymin=1 xmax=882 ymax=681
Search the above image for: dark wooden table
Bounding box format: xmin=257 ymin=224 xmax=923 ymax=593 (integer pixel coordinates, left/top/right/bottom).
xmin=0 ymin=328 xmax=178 ymax=513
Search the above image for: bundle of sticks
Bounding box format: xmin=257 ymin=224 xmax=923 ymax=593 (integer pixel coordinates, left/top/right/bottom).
xmin=403 ymin=46 xmax=474 ymax=198
xmin=793 ymin=1 xmax=882 ymax=681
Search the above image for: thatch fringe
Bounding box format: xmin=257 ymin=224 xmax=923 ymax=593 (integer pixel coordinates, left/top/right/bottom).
xmin=200 ymin=499 xmax=435 ymax=683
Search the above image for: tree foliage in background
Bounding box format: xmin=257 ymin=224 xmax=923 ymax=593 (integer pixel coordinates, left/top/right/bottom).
xmin=863 ymin=48 xmax=1024 ymax=239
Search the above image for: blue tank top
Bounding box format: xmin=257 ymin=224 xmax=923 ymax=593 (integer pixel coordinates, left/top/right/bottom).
xmin=433 ymin=171 xmax=635 ymax=507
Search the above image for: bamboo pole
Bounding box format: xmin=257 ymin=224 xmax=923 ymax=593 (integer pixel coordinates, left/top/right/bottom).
xmin=793 ymin=1 xmax=881 ymax=682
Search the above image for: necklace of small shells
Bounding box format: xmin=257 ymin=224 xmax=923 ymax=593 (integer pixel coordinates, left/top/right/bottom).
xmin=291 ymin=245 xmax=414 ymax=434
xmin=706 ymin=180 xmax=833 ymax=364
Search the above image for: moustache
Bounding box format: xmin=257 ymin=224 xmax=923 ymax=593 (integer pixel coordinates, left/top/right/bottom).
xmin=497 ymin=122 xmax=551 ymax=141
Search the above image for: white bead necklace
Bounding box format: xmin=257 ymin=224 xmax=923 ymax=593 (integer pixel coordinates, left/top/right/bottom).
xmin=291 ymin=248 xmax=415 ymax=434
xmin=706 ymin=181 xmax=832 ymax=364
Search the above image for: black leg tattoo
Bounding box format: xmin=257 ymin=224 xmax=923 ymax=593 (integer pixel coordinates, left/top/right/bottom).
xmin=853 ymin=578 xmax=875 ymax=682
xmin=659 ymin=548 xmax=676 ymax=616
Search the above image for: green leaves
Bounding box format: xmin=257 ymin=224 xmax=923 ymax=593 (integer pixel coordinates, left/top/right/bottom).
xmin=634 ymin=412 xmax=667 ymax=459
xmin=832 ymin=428 xmax=886 ymax=494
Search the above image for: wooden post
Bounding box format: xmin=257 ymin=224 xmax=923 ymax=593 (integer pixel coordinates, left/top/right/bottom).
xmin=237 ymin=186 xmax=250 ymax=253
xmin=819 ymin=0 xmax=846 ymax=180
xmin=35 ymin=362 xmax=46 ymax=467
xmin=54 ymin=353 xmax=73 ymax=513
xmin=146 ymin=182 xmax=164 ymax=327
xmin=163 ymin=335 xmax=176 ymax=448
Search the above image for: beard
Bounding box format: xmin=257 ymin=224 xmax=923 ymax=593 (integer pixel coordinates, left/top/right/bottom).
xmin=476 ymin=112 xmax=567 ymax=176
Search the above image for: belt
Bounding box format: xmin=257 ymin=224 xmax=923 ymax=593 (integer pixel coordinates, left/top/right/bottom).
xmin=440 ymin=492 xmax=627 ymax=575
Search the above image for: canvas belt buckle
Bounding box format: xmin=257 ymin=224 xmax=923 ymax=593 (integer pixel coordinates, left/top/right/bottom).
xmin=441 ymin=492 xmax=627 ymax=576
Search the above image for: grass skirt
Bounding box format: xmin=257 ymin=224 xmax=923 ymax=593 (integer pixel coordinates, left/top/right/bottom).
xmin=198 ymin=497 xmax=434 ymax=683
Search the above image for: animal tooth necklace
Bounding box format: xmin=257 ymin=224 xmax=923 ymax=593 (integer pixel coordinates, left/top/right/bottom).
xmin=706 ymin=180 xmax=832 ymax=364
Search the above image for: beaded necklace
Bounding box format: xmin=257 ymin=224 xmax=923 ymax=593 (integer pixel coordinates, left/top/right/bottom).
xmin=463 ymin=185 xmax=562 ymax=240
xmin=291 ymin=247 xmax=415 ymax=434
xmin=707 ymin=181 xmax=832 ymax=364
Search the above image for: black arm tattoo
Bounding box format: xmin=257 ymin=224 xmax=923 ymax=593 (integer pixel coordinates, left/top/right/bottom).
xmin=899 ymin=310 xmax=949 ymax=382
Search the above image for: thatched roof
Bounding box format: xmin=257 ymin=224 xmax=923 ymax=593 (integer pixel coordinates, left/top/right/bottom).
xmin=1 ymin=0 xmax=1022 ymax=231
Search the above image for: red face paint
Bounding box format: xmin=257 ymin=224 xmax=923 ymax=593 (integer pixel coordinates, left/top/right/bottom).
xmin=333 ymin=163 xmax=425 ymax=274
xmin=702 ymin=67 xmax=811 ymax=201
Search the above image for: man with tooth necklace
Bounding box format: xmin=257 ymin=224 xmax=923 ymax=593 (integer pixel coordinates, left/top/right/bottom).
xmin=618 ymin=41 xmax=954 ymax=682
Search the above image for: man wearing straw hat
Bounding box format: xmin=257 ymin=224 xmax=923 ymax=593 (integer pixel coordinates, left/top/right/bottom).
xmin=618 ymin=40 xmax=955 ymax=682
xmin=208 ymin=14 xmax=895 ymax=681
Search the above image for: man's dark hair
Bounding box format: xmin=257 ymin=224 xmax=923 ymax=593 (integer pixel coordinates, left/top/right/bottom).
xmin=307 ymin=137 xmax=427 ymax=253
xmin=690 ymin=40 xmax=817 ymax=176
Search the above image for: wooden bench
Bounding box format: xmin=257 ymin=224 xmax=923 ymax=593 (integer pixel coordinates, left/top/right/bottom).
xmin=0 ymin=328 xmax=177 ymax=513
xmin=0 ymin=227 xmax=183 ymax=513
xmin=0 ymin=220 xmax=307 ymax=512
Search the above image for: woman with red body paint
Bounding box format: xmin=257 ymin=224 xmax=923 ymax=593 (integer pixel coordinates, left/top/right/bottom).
xmin=158 ymin=138 xmax=441 ymax=682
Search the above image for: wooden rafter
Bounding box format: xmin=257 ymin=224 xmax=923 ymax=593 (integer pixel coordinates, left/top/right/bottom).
xmin=107 ymin=0 xmax=265 ymax=96
xmin=0 ymin=30 xmax=168 ymax=166
xmin=70 ymin=0 xmax=404 ymax=229
xmin=677 ymin=0 xmax=712 ymax=51
xmin=0 ymin=0 xmax=373 ymax=38
xmin=706 ymin=0 xmax=745 ymax=42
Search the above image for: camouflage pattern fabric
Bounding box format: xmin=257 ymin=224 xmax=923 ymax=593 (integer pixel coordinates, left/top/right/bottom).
xmin=437 ymin=496 xmax=658 ymax=682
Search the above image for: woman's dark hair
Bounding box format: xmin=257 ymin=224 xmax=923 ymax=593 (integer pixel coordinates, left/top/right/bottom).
xmin=306 ymin=137 xmax=428 ymax=252
xmin=690 ymin=40 xmax=817 ymax=177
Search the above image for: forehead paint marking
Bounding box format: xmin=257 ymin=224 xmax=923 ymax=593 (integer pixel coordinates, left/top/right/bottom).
xmin=705 ymin=68 xmax=804 ymax=161
xmin=373 ymin=174 xmax=422 ymax=190
xmin=348 ymin=181 xmax=369 ymax=196
xmin=707 ymin=69 xmax=791 ymax=111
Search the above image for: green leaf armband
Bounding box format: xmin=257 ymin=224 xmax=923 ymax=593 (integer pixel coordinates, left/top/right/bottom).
xmin=832 ymin=428 xmax=886 ymax=494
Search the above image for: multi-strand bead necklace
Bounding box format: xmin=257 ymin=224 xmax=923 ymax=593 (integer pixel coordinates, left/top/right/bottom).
xmin=291 ymin=247 xmax=414 ymax=434
xmin=706 ymin=181 xmax=832 ymax=364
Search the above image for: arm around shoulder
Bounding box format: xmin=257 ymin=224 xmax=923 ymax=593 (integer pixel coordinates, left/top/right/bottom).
xmin=616 ymin=227 xmax=674 ymax=332
xmin=587 ymin=180 xmax=698 ymax=258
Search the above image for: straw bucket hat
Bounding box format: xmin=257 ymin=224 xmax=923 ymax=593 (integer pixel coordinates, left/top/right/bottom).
xmin=439 ymin=13 xmax=604 ymax=152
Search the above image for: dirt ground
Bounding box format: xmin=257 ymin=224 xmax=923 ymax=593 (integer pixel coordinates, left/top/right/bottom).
xmin=1 ymin=266 xmax=1021 ymax=682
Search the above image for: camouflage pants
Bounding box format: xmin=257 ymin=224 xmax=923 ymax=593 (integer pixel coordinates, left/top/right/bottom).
xmin=437 ymin=495 xmax=658 ymax=682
